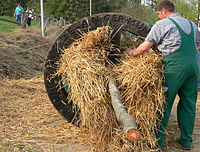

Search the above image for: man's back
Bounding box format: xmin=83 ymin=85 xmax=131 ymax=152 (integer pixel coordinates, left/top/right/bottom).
xmin=26 ymin=10 xmax=32 ymax=18
xmin=146 ymin=13 xmax=200 ymax=55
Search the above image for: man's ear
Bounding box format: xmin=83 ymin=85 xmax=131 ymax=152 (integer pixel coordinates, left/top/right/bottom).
xmin=161 ymin=8 xmax=166 ymax=15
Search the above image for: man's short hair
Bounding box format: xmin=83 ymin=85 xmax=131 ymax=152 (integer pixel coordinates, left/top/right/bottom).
xmin=156 ymin=0 xmax=175 ymax=12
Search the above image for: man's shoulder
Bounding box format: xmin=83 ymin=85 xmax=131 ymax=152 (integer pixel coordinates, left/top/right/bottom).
xmin=155 ymin=18 xmax=171 ymax=25
xmin=153 ymin=18 xmax=175 ymax=30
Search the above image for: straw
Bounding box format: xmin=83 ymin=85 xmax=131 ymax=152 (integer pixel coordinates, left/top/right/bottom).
xmin=55 ymin=26 xmax=165 ymax=151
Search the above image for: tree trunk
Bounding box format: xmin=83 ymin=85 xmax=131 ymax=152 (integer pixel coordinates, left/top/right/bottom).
xmin=0 ymin=17 xmax=18 ymax=24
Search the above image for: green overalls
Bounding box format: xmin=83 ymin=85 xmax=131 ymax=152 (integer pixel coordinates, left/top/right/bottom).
xmin=156 ymin=18 xmax=199 ymax=148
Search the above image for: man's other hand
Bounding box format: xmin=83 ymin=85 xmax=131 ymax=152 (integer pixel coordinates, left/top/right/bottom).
xmin=126 ymin=48 xmax=136 ymax=56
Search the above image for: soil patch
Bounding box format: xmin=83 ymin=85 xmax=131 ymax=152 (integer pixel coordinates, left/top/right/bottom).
xmin=0 ymin=25 xmax=63 ymax=80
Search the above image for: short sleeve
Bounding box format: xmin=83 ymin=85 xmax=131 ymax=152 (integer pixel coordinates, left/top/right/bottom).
xmin=145 ymin=23 xmax=162 ymax=44
xmin=21 ymin=7 xmax=24 ymax=12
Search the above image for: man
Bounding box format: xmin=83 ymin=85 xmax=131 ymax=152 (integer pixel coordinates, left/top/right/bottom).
xmin=26 ymin=7 xmax=33 ymax=26
xmin=126 ymin=0 xmax=200 ymax=151
xmin=14 ymin=3 xmax=24 ymax=25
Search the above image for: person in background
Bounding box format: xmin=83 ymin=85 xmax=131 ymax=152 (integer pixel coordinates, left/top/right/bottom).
xmin=26 ymin=7 xmax=32 ymax=26
xmin=14 ymin=3 xmax=24 ymax=25
xmin=126 ymin=0 xmax=200 ymax=151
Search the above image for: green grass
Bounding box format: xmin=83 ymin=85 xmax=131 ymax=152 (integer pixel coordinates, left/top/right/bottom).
xmin=0 ymin=16 xmax=18 ymax=33
xmin=0 ymin=16 xmax=38 ymax=33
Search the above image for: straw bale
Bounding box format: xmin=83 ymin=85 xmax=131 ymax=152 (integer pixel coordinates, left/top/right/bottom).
xmin=55 ymin=25 xmax=165 ymax=151
xmin=56 ymin=26 xmax=119 ymax=151
xmin=57 ymin=25 xmax=116 ymax=125
xmin=114 ymin=50 xmax=165 ymax=150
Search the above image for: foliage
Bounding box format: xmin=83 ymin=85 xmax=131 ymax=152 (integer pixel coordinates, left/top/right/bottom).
xmin=120 ymin=1 xmax=157 ymax=24
xmin=106 ymin=0 xmax=128 ymax=13
xmin=155 ymin=0 xmax=198 ymax=24
xmin=0 ymin=0 xmax=30 ymax=16
xmin=0 ymin=0 xmax=199 ymax=24
xmin=174 ymin=0 xmax=198 ymax=24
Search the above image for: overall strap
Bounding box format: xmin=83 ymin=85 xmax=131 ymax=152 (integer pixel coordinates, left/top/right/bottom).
xmin=163 ymin=17 xmax=197 ymax=60
xmin=168 ymin=18 xmax=194 ymax=39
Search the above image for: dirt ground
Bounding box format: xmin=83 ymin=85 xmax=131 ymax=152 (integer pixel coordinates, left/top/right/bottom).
xmin=0 ymin=25 xmax=199 ymax=152
xmin=0 ymin=76 xmax=90 ymax=152
xmin=0 ymin=25 xmax=63 ymax=80
xmin=0 ymin=76 xmax=199 ymax=152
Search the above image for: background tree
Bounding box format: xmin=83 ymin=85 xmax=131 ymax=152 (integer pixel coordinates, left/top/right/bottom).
xmin=1 ymin=0 xmax=16 ymax=16
xmin=106 ymin=0 xmax=128 ymax=13
xmin=120 ymin=1 xmax=156 ymax=24
xmin=197 ymin=0 xmax=200 ymax=26
xmin=1 ymin=0 xmax=199 ymax=25
xmin=155 ymin=0 xmax=198 ymax=23
xmin=145 ymin=0 xmax=156 ymax=9
xmin=1 ymin=0 xmax=32 ymax=16
xmin=92 ymin=0 xmax=109 ymax=14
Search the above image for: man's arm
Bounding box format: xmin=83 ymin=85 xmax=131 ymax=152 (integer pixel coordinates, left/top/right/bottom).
xmin=21 ymin=7 xmax=24 ymax=12
xmin=14 ymin=8 xmax=17 ymax=16
xmin=126 ymin=40 xmax=154 ymax=56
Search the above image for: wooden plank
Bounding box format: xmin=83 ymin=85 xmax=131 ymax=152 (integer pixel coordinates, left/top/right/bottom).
xmin=44 ymin=17 xmax=49 ymax=31
xmin=21 ymin=12 xmax=27 ymax=28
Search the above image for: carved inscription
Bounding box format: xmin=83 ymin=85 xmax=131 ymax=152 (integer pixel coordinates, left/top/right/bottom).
xmin=55 ymin=13 xmax=151 ymax=55
xmin=82 ymin=19 xmax=88 ymax=28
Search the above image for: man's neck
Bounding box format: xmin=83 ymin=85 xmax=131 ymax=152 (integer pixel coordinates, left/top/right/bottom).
xmin=166 ymin=12 xmax=175 ymax=17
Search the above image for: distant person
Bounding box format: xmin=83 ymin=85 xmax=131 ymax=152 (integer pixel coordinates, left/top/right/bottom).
xmin=26 ymin=7 xmax=33 ymax=26
xmin=14 ymin=3 xmax=24 ymax=25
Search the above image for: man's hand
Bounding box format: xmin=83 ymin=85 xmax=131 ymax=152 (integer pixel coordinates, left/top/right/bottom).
xmin=126 ymin=48 xmax=136 ymax=56
xmin=125 ymin=41 xmax=154 ymax=57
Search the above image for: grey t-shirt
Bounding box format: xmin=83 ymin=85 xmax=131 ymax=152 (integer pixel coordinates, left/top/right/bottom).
xmin=145 ymin=13 xmax=200 ymax=55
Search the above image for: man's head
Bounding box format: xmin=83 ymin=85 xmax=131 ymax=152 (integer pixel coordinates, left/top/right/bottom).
xmin=156 ymin=0 xmax=175 ymax=19
xmin=18 ymin=3 xmax=21 ymax=8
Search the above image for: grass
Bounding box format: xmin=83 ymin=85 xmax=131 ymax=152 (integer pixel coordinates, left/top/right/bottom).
xmin=0 ymin=16 xmax=38 ymax=33
xmin=0 ymin=16 xmax=18 ymax=33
